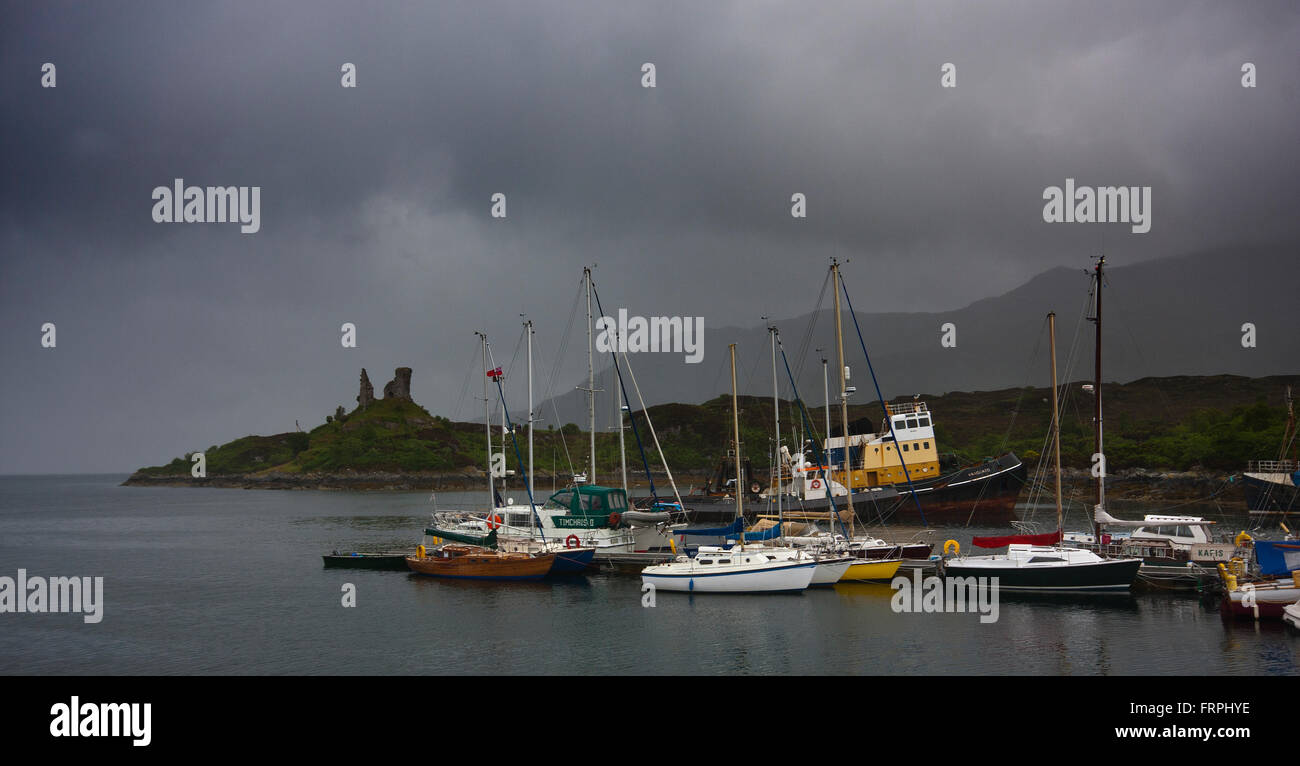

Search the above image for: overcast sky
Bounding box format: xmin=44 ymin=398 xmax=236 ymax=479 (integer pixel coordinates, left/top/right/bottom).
xmin=2 ymin=1 xmax=1297 ymax=473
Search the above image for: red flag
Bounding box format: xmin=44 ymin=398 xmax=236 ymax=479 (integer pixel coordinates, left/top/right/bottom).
xmin=486 ymin=367 xmax=503 ymax=380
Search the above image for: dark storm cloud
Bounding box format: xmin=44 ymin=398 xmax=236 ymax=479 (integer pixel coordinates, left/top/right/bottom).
xmin=1 ymin=1 xmax=1297 ymax=472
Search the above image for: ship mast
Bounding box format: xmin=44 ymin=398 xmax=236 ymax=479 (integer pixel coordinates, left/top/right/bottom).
xmin=831 ymin=260 xmax=855 ymax=524
xmin=525 ymin=318 xmax=534 ymax=501
xmin=585 ymin=267 xmax=596 ymax=485
xmin=769 ymin=324 xmax=782 ymax=526
xmin=1049 ymin=312 xmax=1063 ymax=536
xmin=1091 ymin=255 xmax=1105 ymax=541
xmin=730 ymin=343 xmax=745 ymax=549
xmin=477 ymin=331 xmax=493 ymax=509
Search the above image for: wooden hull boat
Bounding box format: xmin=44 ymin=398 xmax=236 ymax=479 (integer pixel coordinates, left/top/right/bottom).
xmin=406 ymin=544 xmax=556 ymax=581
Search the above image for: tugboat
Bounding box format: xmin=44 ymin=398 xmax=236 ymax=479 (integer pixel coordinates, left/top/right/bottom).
xmin=773 ymin=404 xmax=1025 ymax=524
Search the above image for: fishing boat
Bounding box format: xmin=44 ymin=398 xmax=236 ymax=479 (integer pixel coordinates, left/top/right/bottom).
xmin=944 ymin=306 xmax=1140 ymax=592
xmin=641 ymin=344 xmax=818 ymax=594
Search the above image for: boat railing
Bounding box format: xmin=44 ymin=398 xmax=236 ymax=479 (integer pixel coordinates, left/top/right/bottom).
xmin=1247 ymin=459 xmax=1297 ymax=473
xmin=885 ymin=401 xmax=928 ymax=416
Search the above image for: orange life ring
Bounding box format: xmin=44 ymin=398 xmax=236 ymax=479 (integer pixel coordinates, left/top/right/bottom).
xmin=565 ymin=534 xmax=580 ymax=549
xmin=487 ymin=514 xmax=502 ymax=530
xmin=607 ymin=511 xmax=622 ymax=528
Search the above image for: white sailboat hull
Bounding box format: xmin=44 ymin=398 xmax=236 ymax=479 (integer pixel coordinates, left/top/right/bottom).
xmin=642 ymin=560 xmax=816 ymax=593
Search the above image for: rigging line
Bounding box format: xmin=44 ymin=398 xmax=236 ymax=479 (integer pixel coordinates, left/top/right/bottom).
xmin=532 ymin=340 xmax=577 ymax=481
xmin=450 ymin=342 xmax=482 ymax=423
xmin=541 ymin=279 xmax=583 ymax=415
xmin=785 ymin=271 xmax=826 ymax=382
xmin=490 ymin=373 xmax=548 ymax=544
xmin=839 ymin=271 xmax=928 ymax=527
xmin=792 ymin=270 xmax=832 ymax=379
xmin=589 ymin=280 xmax=662 ymax=503
xmin=618 ymin=340 xmax=687 ymax=511
xmin=1105 ymin=280 xmax=1181 ymax=421
xmin=998 ymin=314 xmax=1048 ymax=453
xmin=777 ymin=337 xmax=853 ymax=539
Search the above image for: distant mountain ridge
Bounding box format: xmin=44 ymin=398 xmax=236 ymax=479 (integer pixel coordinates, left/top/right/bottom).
xmin=537 ymin=246 xmax=1298 ymax=430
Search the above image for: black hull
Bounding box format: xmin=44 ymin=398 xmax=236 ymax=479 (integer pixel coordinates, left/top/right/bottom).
xmin=658 ymin=453 xmax=1026 ymax=526
xmin=943 ymin=557 xmax=1141 ymax=591
xmin=1242 ymin=474 xmax=1298 ymax=513
xmin=322 ymin=553 xmax=412 ymax=570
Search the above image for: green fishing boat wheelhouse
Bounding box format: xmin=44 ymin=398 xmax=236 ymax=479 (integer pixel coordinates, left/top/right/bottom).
xmin=542 ymin=485 xmax=628 ymax=530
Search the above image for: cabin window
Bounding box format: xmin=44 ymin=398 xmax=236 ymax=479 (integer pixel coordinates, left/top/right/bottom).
xmin=1175 ymin=526 xmax=1194 ymax=538
xmin=717 ymin=559 xmax=731 ymax=564
xmin=607 ymin=493 xmax=627 ymax=510
xmin=902 ymin=443 xmax=909 ymax=452
xmin=924 ymin=442 xmax=930 ymax=449
xmin=919 ymin=418 xmax=930 ymax=428
xmin=699 ymin=559 xmax=713 ymax=565
xmin=907 ymin=418 xmax=918 ymax=429
xmin=544 ymin=491 xmax=573 ymax=510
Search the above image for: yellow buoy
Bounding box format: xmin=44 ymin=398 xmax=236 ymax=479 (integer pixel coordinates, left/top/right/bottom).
xmin=943 ymin=539 xmax=960 ymax=556
xmin=416 ymin=544 xmax=426 ymax=559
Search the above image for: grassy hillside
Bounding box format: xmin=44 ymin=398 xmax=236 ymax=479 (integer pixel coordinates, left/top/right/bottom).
xmin=131 ymin=374 xmax=1298 ymax=479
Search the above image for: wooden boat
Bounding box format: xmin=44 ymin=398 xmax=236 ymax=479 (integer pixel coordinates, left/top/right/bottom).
xmin=322 ymin=551 xmax=412 ymax=570
xmin=406 ymin=544 xmax=556 ymax=581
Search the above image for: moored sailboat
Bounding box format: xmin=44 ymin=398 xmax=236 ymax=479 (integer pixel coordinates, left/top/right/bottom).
xmin=408 ymin=332 xmax=557 ymax=580
xmin=944 ymin=307 xmax=1140 ymax=592
xmin=640 ymin=344 xmax=817 ymax=593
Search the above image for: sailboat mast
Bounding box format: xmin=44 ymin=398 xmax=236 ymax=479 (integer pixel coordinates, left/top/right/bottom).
xmin=1093 ymin=255 xmax=1105 ymax=540
xmin=730 ymin=343 xmax=744 ymax=548
xmin=821 ymin=352 xmax=830 ymax=467
xmin=617 ymin=385 xmax=628 ymax=493
xmin=478 ymin=331 xmax=493 ymax=509
xmin=1049 ymin=312 xmax=1063 ymax=535
xmin=770 ymin=325 xmax=781 ymax=522
xmin=832 ymin=261 xmax=855 ymax=522
xmin=525 ymin=318 xmax=534 ymax=500
xmin=585 ymin=267 xmax=596 ymax=484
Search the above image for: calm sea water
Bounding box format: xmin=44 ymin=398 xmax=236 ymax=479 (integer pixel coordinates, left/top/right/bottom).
xmin=0 ymin=475 xmax=1295 ymax=675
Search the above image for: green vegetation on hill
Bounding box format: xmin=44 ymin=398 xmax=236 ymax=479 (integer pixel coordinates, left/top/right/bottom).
xmin=132 ymin=374 xmax=1298 ymax=479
